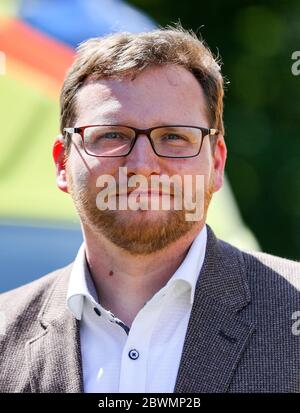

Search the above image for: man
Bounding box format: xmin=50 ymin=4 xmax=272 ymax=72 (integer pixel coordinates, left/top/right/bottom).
xmin=0 ymin=27 xmax=299 ymax=393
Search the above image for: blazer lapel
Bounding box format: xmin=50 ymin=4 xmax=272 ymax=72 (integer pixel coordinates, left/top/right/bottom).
xmin=26 ymin=265 xmax=83 ymax=393
xmin=174 ymin=226 xmax=256 ymax=393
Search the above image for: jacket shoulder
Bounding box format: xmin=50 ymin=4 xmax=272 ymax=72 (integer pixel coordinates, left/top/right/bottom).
xmin=0 ymin=263 xmax=75 ymax=393
xmin=0 ymin=263 xmax=73 ymax=328
xmin=240 ymin=248 xmax=300 ymax=290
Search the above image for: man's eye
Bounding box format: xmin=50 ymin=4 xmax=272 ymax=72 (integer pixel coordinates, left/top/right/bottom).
xmin=102 ymin=132 xmax=123 ymax=140
xmin=164 ymin=134 xmax=185 ymax=140
xmin=162 ymin=134 xmax=188 ymax=142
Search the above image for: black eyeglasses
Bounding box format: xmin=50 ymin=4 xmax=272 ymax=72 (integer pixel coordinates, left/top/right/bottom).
xmin=63 ymin=124 xmax=219 ymax=158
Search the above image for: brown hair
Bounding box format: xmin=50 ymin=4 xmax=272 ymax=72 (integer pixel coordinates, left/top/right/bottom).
xmin=60 ymin=25 xmax=225 ymax=149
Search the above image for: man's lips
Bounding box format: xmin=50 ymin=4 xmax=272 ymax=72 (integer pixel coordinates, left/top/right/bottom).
xmin=117 ymin=191 xmax=173 ymax=196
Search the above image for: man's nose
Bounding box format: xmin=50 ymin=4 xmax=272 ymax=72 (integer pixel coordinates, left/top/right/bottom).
xmin=124 ymin=134 xmax=162 ymax=177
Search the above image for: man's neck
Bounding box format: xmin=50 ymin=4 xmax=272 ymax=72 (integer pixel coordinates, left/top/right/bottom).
xmin=82 ymin=223 xmax=205 ymax=327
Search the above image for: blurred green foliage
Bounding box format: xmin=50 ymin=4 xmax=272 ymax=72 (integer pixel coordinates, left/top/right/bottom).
xmin=129 ymin=0 xmax=300 ymax=260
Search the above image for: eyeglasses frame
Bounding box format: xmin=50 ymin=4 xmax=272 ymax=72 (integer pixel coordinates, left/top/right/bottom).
xmin=63 ymin=124 xmax=219 ymax=159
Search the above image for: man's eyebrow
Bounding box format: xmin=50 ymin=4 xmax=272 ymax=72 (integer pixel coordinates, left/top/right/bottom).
xmin=84 ymin=110 xmax=125 ymax=125
xmin=86 ymin=117 xmax=129 ymax=125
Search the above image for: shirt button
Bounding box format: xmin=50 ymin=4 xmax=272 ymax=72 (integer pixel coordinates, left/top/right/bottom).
xmin=128 ymin=349 xmax=139 ymax=360
xmin=94 ymin=307 xmax=101 ymax=316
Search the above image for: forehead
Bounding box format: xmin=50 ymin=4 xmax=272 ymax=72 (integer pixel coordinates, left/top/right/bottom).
xmin=74 ymin=65 xmax=209 ymax=127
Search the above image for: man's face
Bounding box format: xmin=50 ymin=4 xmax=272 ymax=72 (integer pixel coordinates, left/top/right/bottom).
xmin=60 ymin=65 xmax=226 ymax=255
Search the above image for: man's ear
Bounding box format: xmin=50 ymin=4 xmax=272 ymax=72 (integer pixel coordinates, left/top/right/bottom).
xmin=53 ymin=135 xmax=69 ymax=193
xmin=212 ymin=134 xmax=227 ymax=193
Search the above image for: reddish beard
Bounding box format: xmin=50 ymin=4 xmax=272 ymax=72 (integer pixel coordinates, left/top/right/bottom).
xmin=67 ymin=169 xmax=214 ymax=255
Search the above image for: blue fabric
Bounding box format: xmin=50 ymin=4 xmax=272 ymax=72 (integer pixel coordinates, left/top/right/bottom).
xmin=19 ymin=0 xmax=156 ymax=48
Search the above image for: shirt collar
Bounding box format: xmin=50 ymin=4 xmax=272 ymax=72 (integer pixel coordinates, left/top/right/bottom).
xmin=161 ymin=224 xmax=207 ymax=305
xmin=67 ymin=244 xmax=99 ymax=320
xmin=67 ymin=225 xmax=207 ymax=319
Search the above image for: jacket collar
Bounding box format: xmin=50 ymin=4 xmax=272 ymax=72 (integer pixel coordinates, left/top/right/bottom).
xmin=174 ymin=225 xmax=255 ymax=392
xmin=26 ymin=264 xmax=83 ymax=393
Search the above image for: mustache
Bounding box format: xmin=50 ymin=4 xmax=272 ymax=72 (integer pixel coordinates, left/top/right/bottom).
xmin=116 ymin=187 xmax=175 ymax=196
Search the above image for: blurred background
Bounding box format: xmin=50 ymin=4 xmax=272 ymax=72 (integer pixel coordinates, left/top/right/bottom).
xmin=1 ymin=0 xmax=299 ymax=293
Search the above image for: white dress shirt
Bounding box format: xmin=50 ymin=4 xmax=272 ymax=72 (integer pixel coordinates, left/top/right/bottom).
xmin=67 ymin=224 xmax=207 ymax=393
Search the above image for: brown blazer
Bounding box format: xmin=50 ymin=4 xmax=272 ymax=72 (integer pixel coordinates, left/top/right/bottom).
xmin=0 ymin=226 xmax=300 ymax=392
